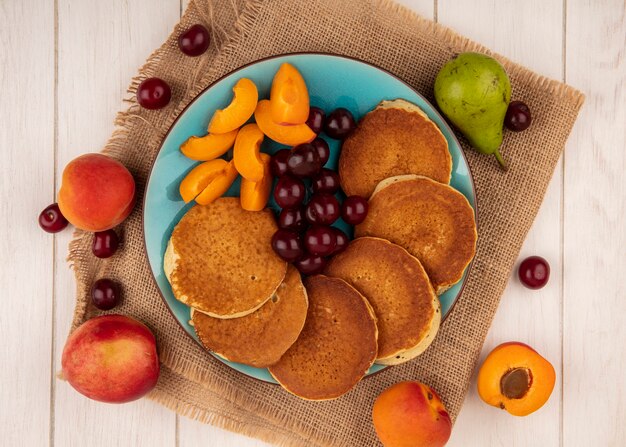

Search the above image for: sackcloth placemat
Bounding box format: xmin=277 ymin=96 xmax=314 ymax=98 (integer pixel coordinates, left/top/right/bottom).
xmin=65 ymin=1 xmax=584 ymax=445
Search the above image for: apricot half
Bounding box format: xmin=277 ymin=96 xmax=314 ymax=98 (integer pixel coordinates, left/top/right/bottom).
xmin=254 ymin=100 xmax=316 ymax=146
xmin=240 ymin=153 xmax=272 ymax=211
xmin=180 ymin=128 xmax=238 ymax=161
xmin=208 ymin=78 xmax=258 ymax=134
xmin=477 ymin=342 xmax=556 ymax=416
xmin=372 ymin=381 xmax=452 ymax=447
xmin=233 ymin=123 xmax=265 ymax=182
xmin=179 ymin=159 xmax=236 ymax=204
xmin=269 ymin=63 xmax=310 ymax=125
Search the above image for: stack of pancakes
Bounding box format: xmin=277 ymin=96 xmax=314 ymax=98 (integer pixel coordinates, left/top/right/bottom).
xmin=165 ymin=99 xmax=477 ymax=401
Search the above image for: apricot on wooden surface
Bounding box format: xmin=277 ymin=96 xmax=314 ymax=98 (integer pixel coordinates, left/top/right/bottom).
xmin=477 ymin=342 xmax=556 ymax=416
xmin=61 ymin=314 xmax=159 ymax=404
xmin=240 ymin=153 xmax=272 ymax=211
xmin=233 ymin=123 xmax=265 ymax=182
xmin=372 ymin=381 xmax=452 ymax=447
xmin=254 ymin=100 xmax=316 ymax=146
xmin=180 ymin=128 xmax=238 ymax=161
xmin=195 ymin=160 xmax=237 ymax=205
xmin=269 ymin=63 xmax=310 ymax=125
xmin=208 ymin=78 xmax=258 ymax=134
xmin=58 ymin=153 xmax=135 ymax=232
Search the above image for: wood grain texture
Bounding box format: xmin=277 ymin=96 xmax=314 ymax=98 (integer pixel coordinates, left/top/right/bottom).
xmin=437 ymin=1 xmax=564 ymax=445
xmin=564 ymin=1 xmax=626 ymax=445
xmin=0 ymin=1 xmax=55 ymax=446
xmin=2 ymin=0 xmax=625 ymax=446
xmin=53 ymin=1 xmax=179 ymax=446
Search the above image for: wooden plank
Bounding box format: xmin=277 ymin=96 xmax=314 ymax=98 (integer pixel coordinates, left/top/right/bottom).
xmin=563 ymin=1 xmax=626 ymax=445
xmin=436 ymin=1 xmax=565 ymax=445
xmin=0 ymin=1 xmax=55 ymax=445
xmin=53 ymin=1 xmax=179 ymax=445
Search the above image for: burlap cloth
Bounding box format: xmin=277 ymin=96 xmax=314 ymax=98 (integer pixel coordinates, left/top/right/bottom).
xmin=66 ymin=0 xmax=584 ymax=445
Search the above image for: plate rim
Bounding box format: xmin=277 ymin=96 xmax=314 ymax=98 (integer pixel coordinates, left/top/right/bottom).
xmin=142 ymin=51 xmax=478 ymax=385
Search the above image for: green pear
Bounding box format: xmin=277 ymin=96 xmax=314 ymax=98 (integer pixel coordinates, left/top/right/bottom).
xmin=434 ymin=52 xmax=511 ymax=170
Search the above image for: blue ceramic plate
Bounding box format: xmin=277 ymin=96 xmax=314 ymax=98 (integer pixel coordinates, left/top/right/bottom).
xmin=144 ymin=53 xmax=476 ymax=384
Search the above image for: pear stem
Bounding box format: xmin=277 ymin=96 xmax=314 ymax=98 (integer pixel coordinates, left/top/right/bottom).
xmin=494 ymin=148 xmax=508 ymax=171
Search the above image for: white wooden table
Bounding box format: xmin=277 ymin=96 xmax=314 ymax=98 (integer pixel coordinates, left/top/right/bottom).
xmin=2 ymin=0 xmax=624 ymax=445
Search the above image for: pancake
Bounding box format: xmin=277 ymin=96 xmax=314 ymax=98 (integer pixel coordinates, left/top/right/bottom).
xmin=324 ymin=237 xmax=440 ymax=365
xmin=339 ymin=99 xmax=452 ymax=198
xmin=355 ymin=175 xmax=477 ymax=294
xmin=164 ymin=197 xmax=287 ymax=318
xmin=190 ymin=266 xmax=308 ymax=368
xmin=268 ymin=275 xmax=378 ymax=400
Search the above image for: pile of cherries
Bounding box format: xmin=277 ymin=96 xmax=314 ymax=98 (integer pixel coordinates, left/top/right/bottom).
xmin=270 ymin=107 xmax=368 ymax=276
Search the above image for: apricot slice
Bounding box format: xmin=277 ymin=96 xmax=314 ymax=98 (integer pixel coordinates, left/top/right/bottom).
xmin=179 ymin=159 xmax=229 ymax=203
xmin=477 ymin=342 xmax=556 ymax=416
xmin=180 ymin=129 xmax=238 ymax=161
xmin=240 ymin=153 xmax=272 ymax=211
xmin=208 ymin=78 xmax=258 ymax=134
xmin=269 ymin=63 xmax=310 ymax=125
xmin=254 ymin=100 xmax=316 ymax=146
xmin=195 ymin=161 xmax=237 ymax=205
xmin=233 ymin=123 xmax=265 ymax=182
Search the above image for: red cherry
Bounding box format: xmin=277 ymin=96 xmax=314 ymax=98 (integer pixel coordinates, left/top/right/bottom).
xmin=331 ymin=228 xmax=349 ymax=255
xmin=305 ymin=193 xmax=340 ymax=225
xmin=518 ymin=256 xmax=550 ymax=289
xmin=304 ymin=225 xmax=336 ymax=256
xmin=39 ymin=203 xmax=69 ymax=233
xmin=341 ymin=195 xmax=368 ymax=225
xmin=324 ymin=108 xmax=356 ymax=139
xmin=273 ymin=175 xmax=306 ymax=209
xmin=306 ymin=107 xmax=325 ymax=134
xmin=270 ymin=149 xmax=291 ymax=177
xmin=91 ymin=279 xmax=121 ymax=310
xmin=92 ymin=229 xmax=120 ymax=258
xmin=312 ymin=168 xmax=340 ymax=194
xmin=294 ymin=254 xmax=327 ymax=275
xmin=137 ymin=77 xmax=171 ymax=110
xmin=178 ymin=24 xmax=210 ymax=57
xmin=271 ymin=229 xmax=305 ymax=262
xmin=278 ymin=207 xmax=307 ymax=232
xmin=287 ymin=144 xmax=321 ymax=178
xmin=310 ymin=138 xmax=330 ymax=166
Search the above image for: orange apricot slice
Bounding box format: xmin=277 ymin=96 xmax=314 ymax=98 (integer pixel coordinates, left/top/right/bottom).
xmin=240 ymin=153 xmax=272 ymax=211
xmin=180 ymin=129 xmax=238 ymax=161
xmin=233 ymin=123 xmax=265 ymax=182
xmin=195 ymin=161 xmax=238 ymax=205
xmin=477 ymin=342 xmax=556 ymax=416
xmin=208 ymin=78 xmax=258 ymax=134
xmin=179 ymin=159 xmax=229 ymax=203
xmin=254 ymin=100 xmax=316 ymax=146
xmin=269 ymin=63 xmax=310 ymax=125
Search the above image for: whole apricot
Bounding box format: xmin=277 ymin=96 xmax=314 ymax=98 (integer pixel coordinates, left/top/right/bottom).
xmin=477 ymin=342 xmax=556 ymax=416
xmin=58 ymin=153 xmax=135 ymax=232
xmin=372 ymin=381 xmax=452 ymax=447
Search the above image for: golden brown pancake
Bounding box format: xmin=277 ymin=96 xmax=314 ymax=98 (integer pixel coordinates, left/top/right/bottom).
xmin=268 ymin=275 xmax=378 ymax=400
xmin=190 ymin=266 xmax=308 ymax=368
xmin=164 ymin=197 xmax=287 ymax=318
xmin=324 ymin=237 xmax=440 ymax=365
xmin=355 ymin=175 xmax=477 ymax=294
xmin=339 ymin=99 xmax=452 ymax=198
